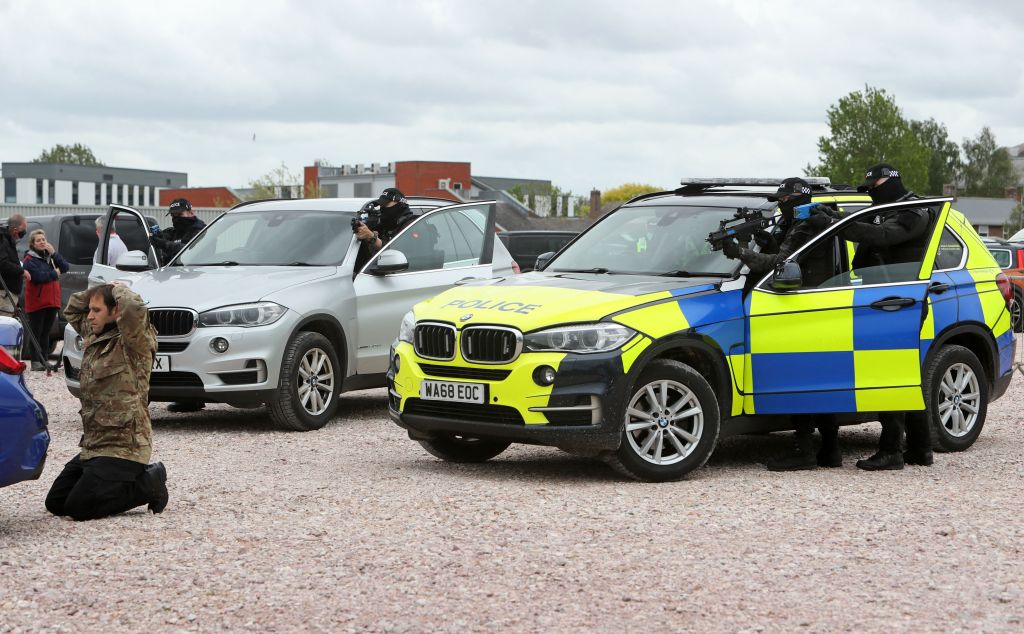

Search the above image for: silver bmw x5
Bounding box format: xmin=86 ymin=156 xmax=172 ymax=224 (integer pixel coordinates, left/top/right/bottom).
xmin=62 ymin=197 xmax=515 ymax=430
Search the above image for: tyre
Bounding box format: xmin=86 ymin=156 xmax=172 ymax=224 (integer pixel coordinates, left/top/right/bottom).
xmin=923 ymin=344 xmax=988 ymax=452
xmin=269 ymin=332 xmax=341 ymax=431
xmin=1011 ymin=292 xmax=1023 ymax=333
xmin=605 ymin=359 xmax=720 ymax=482
xmin=419 ymin=436 xmax=511 ymax=462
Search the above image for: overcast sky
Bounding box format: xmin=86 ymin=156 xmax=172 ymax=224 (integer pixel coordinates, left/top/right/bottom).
xmin=2 ymin=0 xmax=1022 ymax=194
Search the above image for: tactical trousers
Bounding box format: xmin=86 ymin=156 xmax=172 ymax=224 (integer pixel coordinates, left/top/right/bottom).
xmin=878 ymin=412 xmax=931 ymax=453
xmin=45 ymin=455 xmax=150 ymax=521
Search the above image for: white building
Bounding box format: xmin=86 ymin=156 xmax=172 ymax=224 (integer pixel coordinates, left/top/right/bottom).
xmin=2 ymin=162 xmax=187 ymax=208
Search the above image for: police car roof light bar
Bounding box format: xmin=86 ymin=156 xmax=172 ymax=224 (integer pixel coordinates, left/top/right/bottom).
xmin=678 ymin=177 xmax=832 ymax=187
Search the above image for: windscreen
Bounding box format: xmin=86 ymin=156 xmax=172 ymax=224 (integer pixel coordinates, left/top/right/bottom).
xmin=177 ymin=209 xmax=353 ymax=266
xmin=547 ymin=205 xmax=747 ymax=276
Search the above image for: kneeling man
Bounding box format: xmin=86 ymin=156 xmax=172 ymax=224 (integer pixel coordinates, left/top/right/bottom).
xmin=46 ymin=283 xmax=168 ymax=520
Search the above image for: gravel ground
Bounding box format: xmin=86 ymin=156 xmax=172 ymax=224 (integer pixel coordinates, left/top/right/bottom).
xmin=1 ymin=365 xmax=1022 ymax=633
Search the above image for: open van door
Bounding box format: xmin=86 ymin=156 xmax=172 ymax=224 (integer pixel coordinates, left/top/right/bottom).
xmin=89 ymin=205 xmax=161 ymax=287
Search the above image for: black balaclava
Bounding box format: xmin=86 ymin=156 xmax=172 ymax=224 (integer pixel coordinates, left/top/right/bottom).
xmin=379 ymin=201 xmax=410 ymax=231
xmin=171 ymin=215 xmax=197 ymax=232
xmin=779 ymin=192 xmax=812 ymax=223
xmin=869 ymin=177 xmax=908 ymax=204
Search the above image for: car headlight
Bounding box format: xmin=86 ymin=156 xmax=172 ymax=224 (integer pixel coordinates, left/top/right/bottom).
xmin=399 ymin=311 xmax=415 ymax=344
xmin=523 ymin=323 xmax=635 ymax=354
xmin=198 ymin=302 xmax=287 ymax=328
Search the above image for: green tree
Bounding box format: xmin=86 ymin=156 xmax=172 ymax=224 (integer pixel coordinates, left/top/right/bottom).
xmin=909 ymin=118 xmax=961 ymax=196
xmin=33 ymin=143 xmax=103 ymax=166
xmin=807 ymin=85 xmax=929 ymax=192
xmin=601 ymin=183 xmax=662 ymax=203
xmin=247 ymin=162 xmax=302 ymax=200
xmin=962 ymin=127 xmax=1018 ymax=197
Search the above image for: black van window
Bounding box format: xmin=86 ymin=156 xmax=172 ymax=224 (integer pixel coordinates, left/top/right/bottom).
xmin=60 ymin=218 xmax=101 ymax=265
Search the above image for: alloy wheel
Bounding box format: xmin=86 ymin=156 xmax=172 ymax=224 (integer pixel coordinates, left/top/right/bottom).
xmin=624 ymin=379 xmax=704 ymax=465
xmin=937 ymin=362 xmax=980 ymax=438
xmin=297 ymin=348 xmax=335 ymax=416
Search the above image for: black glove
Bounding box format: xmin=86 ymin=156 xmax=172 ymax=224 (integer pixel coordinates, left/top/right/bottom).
xmin=722 ymin=238 xmax=741 ymax=259
xmin=752 ymin=229 xmax=778 ymax=252
xmin=804 ymin=208 xmax=834 ymax=232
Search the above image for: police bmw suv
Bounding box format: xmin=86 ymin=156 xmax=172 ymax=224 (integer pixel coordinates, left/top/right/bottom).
xmin=62 ymin=197 xmax=515 ymax=431
xmin=389 ymin=179 xmax=1015 ymax=481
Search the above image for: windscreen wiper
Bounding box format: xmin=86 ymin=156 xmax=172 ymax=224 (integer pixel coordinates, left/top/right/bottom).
xmin=188 ymin=260 xmax=241 ymax=266
xmin=553 ymin=267 xmax=612 ymax=274
xmin=657 ymin=270 xmax=732 ymax=277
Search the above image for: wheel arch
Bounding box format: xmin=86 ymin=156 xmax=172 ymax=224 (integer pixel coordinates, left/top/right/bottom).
xmin=629 ymin=333 xmax=732 ymax=419
xmin=289 ymin=314 xmax=349 ymax=376
xmin=925 ymin=322 xmax=998 ymax=392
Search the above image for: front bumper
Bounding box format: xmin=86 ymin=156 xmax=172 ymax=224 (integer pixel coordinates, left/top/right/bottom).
xmin=61 ymin=313 xmax=301 ymax=405
xmin=387 ymin=341 xmax=631 ymax=455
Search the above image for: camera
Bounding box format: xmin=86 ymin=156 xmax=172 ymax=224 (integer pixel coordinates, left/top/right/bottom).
xmin=351 ymin=200 xmax=382 ymax=233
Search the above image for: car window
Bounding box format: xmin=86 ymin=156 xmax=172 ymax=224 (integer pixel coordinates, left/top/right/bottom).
xmin=936 ymin=228 xmax=966 ymax=270
xmin=989 ymin=248 xmax=1011 ymax=269
xmin=15 ymin=221 xmax=44 ymax=256
xmin=386 ymin=205 xmax=488 ymax=273
xmin=789 ymin=206 xmax=936 ymax=289
xmin=549 ymin=205 xmax=740 ymax=276
xmin=511 ymin=235 xmax=553 ymax=258
xmin=178 ymin=209 xmax=352 ymax=266
xmin=59 ymin=218 xmax=101 ymax=265
xmin=113 ymin=213 xmax=152 ymax=253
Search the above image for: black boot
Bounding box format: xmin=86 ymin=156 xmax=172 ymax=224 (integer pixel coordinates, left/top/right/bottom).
xmin=816 ymin=420 xmax=842 ymax=468
xmin=767 ymin=424 xmax=817 ymax=471
xmin=857 ymin=413 xmax=904 ymax=471
xmin=139 ymin=462 xmax=169 ymax=514
xmin=903 ymin=412 xmax=933 ymax=466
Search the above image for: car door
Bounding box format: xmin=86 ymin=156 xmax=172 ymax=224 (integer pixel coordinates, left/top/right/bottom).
xmin=352 ymin=201 xmax=497 ymax=375
xmin=89 ymin=205 xmax=161 ymax=286
xmin=743 ymin=198 xmax=951 ymax=415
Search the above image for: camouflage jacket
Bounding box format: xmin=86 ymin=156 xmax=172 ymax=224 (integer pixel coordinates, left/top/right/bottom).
xmin=64 ymin=285 xmax=158 ymax=464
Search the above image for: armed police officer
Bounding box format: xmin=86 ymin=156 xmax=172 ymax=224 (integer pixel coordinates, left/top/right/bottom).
xmin=151 ymin=198 xmax=206 ymax=265
xmin=722 ymin=178 xmax=842 ymax=470
xmin=353 ymin=188 xmax=416 ymax=256
xmin=45 ymin=282 xmax=169 ymax=520
xmin=837 ymin=163 xmax=934 ymax=471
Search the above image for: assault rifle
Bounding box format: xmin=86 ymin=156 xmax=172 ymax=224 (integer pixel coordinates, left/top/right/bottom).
xmin=351 ymin=200 xmax=383 ymax=233
xmin=707 ymin=207 xmax=775 ymax=252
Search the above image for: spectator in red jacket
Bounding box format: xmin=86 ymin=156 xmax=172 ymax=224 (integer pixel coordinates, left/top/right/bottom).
xmin=23 ymin=229 xmax=69 ymax=370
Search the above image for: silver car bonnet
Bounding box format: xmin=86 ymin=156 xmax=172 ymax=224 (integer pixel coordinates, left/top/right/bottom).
xmin=128 ymin=266 xmax=338 ymax=311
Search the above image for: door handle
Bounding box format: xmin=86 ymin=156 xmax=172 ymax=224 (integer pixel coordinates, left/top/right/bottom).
xmin=929 ymin=281 xmax=951 ymax=295
xmin=870 ymin=296 xmax=916 ymax=311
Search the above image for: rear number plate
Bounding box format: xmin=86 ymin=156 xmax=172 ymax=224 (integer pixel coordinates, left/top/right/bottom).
xmin=152 ymin=355 xmax=171 ymax=373
xmin=420 ymin=380 xmax=486 ymax=404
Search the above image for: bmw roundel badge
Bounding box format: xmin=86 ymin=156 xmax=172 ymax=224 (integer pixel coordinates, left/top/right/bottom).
xmin=460 ymin=314 xmax=473 ymax=322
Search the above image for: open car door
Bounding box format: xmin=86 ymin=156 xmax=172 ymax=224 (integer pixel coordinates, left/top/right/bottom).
xmin=89 ymin=205 xmax=161 ymax=287
xmin=352 ymin=201 xmax=498 ymax=375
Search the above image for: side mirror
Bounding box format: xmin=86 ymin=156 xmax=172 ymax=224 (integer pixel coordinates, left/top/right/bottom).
xmin=369 ymin=250 xmax=409 ymax=275
xmin=115 ymin=250 xmax=151 ymax=272
xmin=535 ymin=251 xmax=555 ymax=271
xmin=771 ymin=261 xmax=802 ymax=291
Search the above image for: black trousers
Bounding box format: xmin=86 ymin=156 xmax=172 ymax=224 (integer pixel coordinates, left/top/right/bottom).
xmin=878 ymin=412 xmax=931 ymax=453
xmin=45 ymin=455 xmax=150 ymax=521
xmin=26 ymin=307 xmax=58 ymax=364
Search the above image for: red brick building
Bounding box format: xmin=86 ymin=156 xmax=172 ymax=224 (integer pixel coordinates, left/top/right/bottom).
xmin=159 ymin=186 xmax=240 ymax=208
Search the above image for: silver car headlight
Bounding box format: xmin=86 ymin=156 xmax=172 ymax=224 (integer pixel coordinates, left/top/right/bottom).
xmin=399 ymin=311 xmax=415 ymax=344
xmin=523 ymin=323 xmax=635 ymax=354
xmin=198 ymin=302 xmax=287 ymax=328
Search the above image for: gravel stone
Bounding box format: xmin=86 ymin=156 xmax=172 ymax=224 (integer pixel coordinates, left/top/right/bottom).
xmin=1 ymin=367 xmax=1022 ymax=632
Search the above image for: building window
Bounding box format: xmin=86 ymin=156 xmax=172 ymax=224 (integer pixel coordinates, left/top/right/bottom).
xmin=3 ymin=178 xmax=15 ymax=204
xmin=116 ymin=184 xmax=123 ymax=204
xmin=95 ymin=182 xmax=101 ymax=205
xmin=353 ymin=182 xmax=371 ymax=197
xmin=149 ymin=187 xmax=155 ymax=207
xmin=36 ymin=179 xmax=43 ymax=204
xmin=453 ymin=182 xmax=463 ymax=191
xmin=128 ymin=185 xmax=134 ymax=206
xmin=106 ymin=182 xmax=113 ymax=205
xmin=48 ymin=180 xmax=55 ymax=204
xmin=72 ymin=181 xmax=79 ymax=205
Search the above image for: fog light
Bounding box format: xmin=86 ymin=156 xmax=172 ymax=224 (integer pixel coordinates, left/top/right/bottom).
xmin=533 ymin=365 xmax=556 ymax=386
xmin=393 ymin=354 xmax=401 ymax=373
xmin=210 ymin=337 xmax=230 ymax=354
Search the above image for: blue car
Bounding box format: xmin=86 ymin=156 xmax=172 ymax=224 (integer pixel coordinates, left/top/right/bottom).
xmin=0 ymin=317 xmax=49 ymax=488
